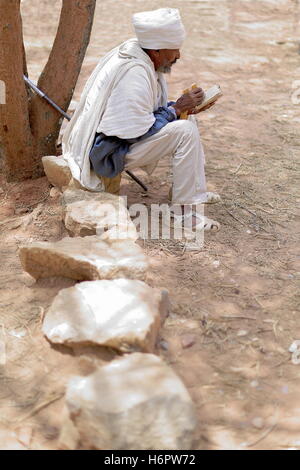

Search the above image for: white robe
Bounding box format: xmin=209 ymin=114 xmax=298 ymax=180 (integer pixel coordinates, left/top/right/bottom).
xmin=62 ymin=38 xmax=208 ymax=204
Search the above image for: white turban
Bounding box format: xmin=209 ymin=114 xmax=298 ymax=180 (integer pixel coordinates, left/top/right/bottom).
xmin=132 ymin=8 xmax=186 ymax=50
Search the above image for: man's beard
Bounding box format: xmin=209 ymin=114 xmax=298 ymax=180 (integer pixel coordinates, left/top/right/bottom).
xmin=157 ymin=65 xmax=172 ymax=74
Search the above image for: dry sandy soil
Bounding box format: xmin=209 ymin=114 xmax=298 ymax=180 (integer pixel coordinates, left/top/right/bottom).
xmin=0 ymin=0 xmax=299 ymax=450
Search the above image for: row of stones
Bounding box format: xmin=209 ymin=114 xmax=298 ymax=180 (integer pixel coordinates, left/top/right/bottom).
xmin=18 ymin=156 xmax=197 ymax=450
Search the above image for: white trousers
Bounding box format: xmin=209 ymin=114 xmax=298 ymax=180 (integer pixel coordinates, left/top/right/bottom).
xmin=124 ymin=118 xmax=207 ymax=205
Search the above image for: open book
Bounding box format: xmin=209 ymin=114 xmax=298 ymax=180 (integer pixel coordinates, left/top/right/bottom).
xmin=195 ymin=85 xmax=223 ymax=111
xmin=180 ymin=84 xmax=222 ymax=119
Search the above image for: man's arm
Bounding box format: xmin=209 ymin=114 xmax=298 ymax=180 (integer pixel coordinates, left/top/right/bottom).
xmin=98 ymin=65 xmax=157 ymax=139
xmin=126 ymin=106 xmax=177 ymax=144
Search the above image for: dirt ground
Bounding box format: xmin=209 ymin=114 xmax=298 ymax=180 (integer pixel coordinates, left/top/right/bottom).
xmin=0 ymin=0 xmax=299 ymax=450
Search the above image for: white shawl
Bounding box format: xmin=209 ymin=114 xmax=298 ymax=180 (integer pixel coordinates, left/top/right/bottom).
xmin=62 ymin=38 xmax=168 ymax=191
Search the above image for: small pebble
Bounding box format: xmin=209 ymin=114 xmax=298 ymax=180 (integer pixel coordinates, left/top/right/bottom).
xmin=237 ymin=330 xmax=248 ymax=337
xmin=252 ymin=417 xmax=264 ymax=429
xmin=182 ymin=319 xmax=199 ymax=329
xmin=181 ymin=334 xmax=196 ymax=349
xmin=159 ymin=340 xmax=169 ymax=351
xmin=50 ymin=187 xmax=62 ymax=198
xmin=9 ymin=329 xmax=27 ymax=339
xmin=289 ymin=341 xmax=300 ymax=353
xmin=17 ymin=427 xmax=32 ymax=448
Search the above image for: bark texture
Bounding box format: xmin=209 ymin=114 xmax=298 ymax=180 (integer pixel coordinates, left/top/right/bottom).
xmin=0 ymin=0 xmax=35 ymax=180
xmin=0 ymin=0 xmax=96 ymax=182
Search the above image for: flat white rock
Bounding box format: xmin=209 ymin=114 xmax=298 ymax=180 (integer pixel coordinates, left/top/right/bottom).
xmin=62 ymin=188 xmax=124 ymax=206
xmin=64 ymin=198 xmax=137 ymax=241
xmin=42 ymin=156 xmax=72 ymax=189
xmin=43 ymin=279 xmax=169 ymax=353
xmin=65 ymin=353 xmax=197 ymax=450
xmin=19 ymin=236 xmax=148 ymax=281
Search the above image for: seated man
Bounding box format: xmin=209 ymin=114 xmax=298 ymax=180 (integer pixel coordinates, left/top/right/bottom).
xmin=62 ymin=8 xmax=220 ymax=231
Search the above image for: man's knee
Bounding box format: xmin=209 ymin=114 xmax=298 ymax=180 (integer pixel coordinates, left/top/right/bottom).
xmin=169 ymin=119 xmax=199 ymax=139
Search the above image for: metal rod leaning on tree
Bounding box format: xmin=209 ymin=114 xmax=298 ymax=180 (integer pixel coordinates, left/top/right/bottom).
xmin=23 ymin=75 xmax=148 ymax=192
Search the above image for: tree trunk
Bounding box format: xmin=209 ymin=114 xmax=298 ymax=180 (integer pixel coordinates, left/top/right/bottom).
xmin=29 ymin=0 xmax=96 ymax=164
xmin=0 ymin=0 xmax=36 ymax=181
xmin=0 ymin=0 xmax=96 ymax=182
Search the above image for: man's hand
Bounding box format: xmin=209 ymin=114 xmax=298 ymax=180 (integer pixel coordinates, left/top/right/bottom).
xmin=173 ymin=87 xmax=205 ymax=116
xmin=188 ymin=101 xmax=215 ymax=115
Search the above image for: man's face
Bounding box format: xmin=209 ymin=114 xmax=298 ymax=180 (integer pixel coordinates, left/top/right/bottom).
xmin=156 ymin=49 xmax=181 ymax=73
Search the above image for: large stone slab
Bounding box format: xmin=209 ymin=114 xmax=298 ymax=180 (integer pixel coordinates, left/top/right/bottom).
xmin=42 ymin=156 xmax=72 ymax=189
xmin=63 ymin=190 xmax=137 ymax=241
xmin=19 ymin=236 xmax=148 ymax=281
xmin=43 ymin=279 xmax=169 ymax=353
xmin=62 ymin=189 xmax=124 ymax=206
xmin=64 ymin=353 xmax=197 ymax=450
